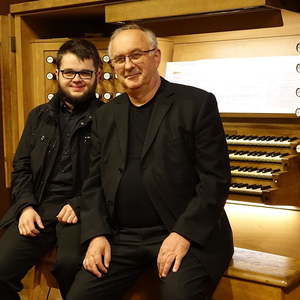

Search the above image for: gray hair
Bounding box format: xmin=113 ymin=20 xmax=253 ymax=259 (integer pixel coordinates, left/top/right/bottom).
xmin=108 ymin=24 xmax=157 ymax=58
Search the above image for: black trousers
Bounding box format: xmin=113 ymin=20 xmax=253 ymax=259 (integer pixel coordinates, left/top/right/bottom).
xmin=67 ymin=226 xmax=218 ymax=300
xmin=0 ymin=221 xmax=82 ymax=300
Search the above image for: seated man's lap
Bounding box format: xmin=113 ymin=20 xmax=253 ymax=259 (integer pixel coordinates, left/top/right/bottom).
xmin=67 ymin=234 xmax=216 ymax=300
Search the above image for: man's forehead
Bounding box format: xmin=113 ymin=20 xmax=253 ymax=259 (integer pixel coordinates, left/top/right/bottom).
xmin=60 ymin=54 xmax=94 ymax=67
xmin=111 ymin=30 xmax=150 ymax=55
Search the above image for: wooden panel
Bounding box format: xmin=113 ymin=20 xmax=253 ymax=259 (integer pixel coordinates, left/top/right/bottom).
xmin=0 ymin=0 xmax=33 ymax=15
xmin=105 ymin=0 xmax=268 ymax=22
xmin=0 ymin=23 xmax=10 ymax=217
xmin=10 ymin=0 xmax=137 ymax=14
xmin=0 ymin=15 xmax=18 ymax=190
xmin=226 ymin=203 xmax=300 ymax=259
xmin=172 ymin=35 xmax=300 ymax=61
xmin=214 ymin=277 xmax=283 ymax=300
xmin=170 ymin=9 xmax=300 ymax=43
xmin=15 ymin=15 xmax=38 ymax=138
xmin=133 ymin=7 xmax=283 ymax=37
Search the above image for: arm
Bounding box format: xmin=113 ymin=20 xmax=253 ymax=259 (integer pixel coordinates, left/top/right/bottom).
xmin=11 ymin=109 xmax=40 ymax=217
xmin=157 ymin=92 xmax=230 ymax=276
xmin=172 ymin=92 xmax=231 ymax=244
xmin=80 ymin=111 xmax=112 ymax=245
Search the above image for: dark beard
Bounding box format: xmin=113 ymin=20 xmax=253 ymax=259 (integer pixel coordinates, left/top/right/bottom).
xmin=57 ymin=81 xmax=97 ymax=108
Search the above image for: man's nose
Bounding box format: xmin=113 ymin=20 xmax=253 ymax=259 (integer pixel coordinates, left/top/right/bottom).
xmin=72 ymin=73 xmax=82 ymax=80
xmin=124 ymin=56 xmax=135 ymax=68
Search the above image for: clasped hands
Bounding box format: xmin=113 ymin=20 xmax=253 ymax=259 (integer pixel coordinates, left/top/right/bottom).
xmin=18 ymin=204 xmax=78 ymax=236
xmin=83 ymin=232 xmax=190 ymax=278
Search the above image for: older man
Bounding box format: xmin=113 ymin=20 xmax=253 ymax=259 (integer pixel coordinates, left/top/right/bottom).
xmin=67 ymin=24 xmax=233 ymax=300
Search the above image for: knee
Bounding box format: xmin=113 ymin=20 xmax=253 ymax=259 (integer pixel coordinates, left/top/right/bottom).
xmin=160 ymin=272 xmax=211 ymax=300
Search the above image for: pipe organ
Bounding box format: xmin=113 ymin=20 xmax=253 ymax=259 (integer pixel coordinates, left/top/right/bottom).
xmin=2 ymin=0 xmax=300 ymax=299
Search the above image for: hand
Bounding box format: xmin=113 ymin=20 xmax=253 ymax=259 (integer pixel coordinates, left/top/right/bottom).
xmin=83 ymin=236 xmax=111 ymax=278
xmin=18 ymin=206 xmax=44 ymax=237
xmin=157 ymin=232 xmax=190 ymax=278
xmin=57 ymin=204 xmax=78 ymax=224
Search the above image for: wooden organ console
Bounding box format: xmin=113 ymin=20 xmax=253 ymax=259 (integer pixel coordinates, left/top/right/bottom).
xmin=224 ymin=119 xmax=300 ymax=206
xmin=3 ymin=1 xmax=300 ymax=299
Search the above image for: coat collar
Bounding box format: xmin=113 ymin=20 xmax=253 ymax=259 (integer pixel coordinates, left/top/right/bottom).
xmin=113 ymin=77 xmax=175 ymax=161
xmin=46 ymin=93 xmax=102 ymax=122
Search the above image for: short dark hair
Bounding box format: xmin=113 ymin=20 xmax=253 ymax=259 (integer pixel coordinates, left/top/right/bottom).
xmin=56 ymin=39 xmax=102 ymax=70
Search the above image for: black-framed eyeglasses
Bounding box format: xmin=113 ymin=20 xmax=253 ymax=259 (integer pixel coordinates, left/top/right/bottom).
xmin=111 ymin=48 xmax=156 ymax=66
xmin=60 ymin=69 xmax=95 ymax=80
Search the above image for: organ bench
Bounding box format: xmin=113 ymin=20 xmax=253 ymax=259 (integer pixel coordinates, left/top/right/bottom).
xmin=21 ymin=247 xmax=300 ymax=300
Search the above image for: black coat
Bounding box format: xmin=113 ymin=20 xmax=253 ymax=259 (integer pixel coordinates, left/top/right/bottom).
xmin=80 ymin=78 xmax=233 ymax=280
xmin=0 ymin=94 xmax=103 ymax=228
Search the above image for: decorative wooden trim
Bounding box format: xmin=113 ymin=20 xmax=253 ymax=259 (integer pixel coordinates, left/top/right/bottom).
xmin=105 ymin=0 xmax=268 ymax=22
xmin=10 ymin=0 xmax=140 ymax=14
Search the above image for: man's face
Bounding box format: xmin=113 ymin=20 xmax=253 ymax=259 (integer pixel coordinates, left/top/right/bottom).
xmin=110 ymin=29 xmax=161 ymax=92
xmin=56 ymin=53 xmax=99 ymax=105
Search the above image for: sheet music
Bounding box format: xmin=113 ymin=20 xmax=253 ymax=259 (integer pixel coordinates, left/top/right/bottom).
xmin=165 ymin=56 xmax=300 ymax=114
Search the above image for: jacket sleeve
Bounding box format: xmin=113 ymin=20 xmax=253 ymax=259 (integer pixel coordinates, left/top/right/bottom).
xmin=172 ymin=92 xmax=231 ymax=246
xmin=11 ymin=109 xmax=39 ymax=217
xmin=80 ymin=113 xmax=112 ymax=245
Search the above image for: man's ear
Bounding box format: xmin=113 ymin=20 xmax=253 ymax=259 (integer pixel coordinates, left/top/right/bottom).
xmin=96 ymin=68 xmax=102 ymax=82
xmin=154 ymin=48 xmax=161 ymax=68
xmin=55 ymin=68 xmax=59 ymax=79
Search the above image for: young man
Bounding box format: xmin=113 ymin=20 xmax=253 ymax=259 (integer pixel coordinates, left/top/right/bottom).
xmin=67 ymin=25 xmax=233 ymax=300
xmin=0 ymin=39 xmax=102 ymax=300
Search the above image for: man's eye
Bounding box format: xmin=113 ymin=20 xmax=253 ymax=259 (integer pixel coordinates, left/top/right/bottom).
xmin=80 ymin=71 xmax=92 ymax=77
xmin=64 ymin=71 xmax=75 ymax=76
xmin=131 ymin=53 xmax=143 ymax=60
xmin=115 ymin=57 xmax=125 ymax=63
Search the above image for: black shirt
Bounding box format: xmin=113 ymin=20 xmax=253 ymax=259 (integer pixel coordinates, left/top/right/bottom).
xmin=39 ymin=100 xmax=89 ymax=221
xmin=116 ymin=97 xmax=162 ymax=227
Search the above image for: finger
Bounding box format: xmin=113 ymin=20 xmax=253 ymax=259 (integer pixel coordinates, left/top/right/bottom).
xmin=60 ymin=211 xmax=71 ymax=223
xmin=66 ymin=214 xmax=76 ymax=224
xmin=157 ymin=251 xmax=163 ymax=276
xmin=95 ymin=255 xmax=107 ymax=274
xmin=161 ymin=255 xmax=174 ymax=278
xmin=27 ymin=223 xmax=40 ymax=236
xmin=172 ymin=255 xmax=183 ymax=273
xmin=84 ymin=257 xmax=102 ymax=278
xmin=56 ymin=207 xmax=67 ymax=220
xmin=103 ymin=245 xmax=111 ymax=268
xmin=35 ymin=215 xmax=44 ymax=229
xmin=18 ymin=224 xmax=24 ymax=235
xmin=69 ymin=215 xmax=78 ymax=224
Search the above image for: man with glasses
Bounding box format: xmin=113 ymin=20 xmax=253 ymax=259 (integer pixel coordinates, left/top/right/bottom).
xmin=67 ymin=24 xmax=233 ymax=300
xmin=0 ymin=38 xmax=102 ymax=300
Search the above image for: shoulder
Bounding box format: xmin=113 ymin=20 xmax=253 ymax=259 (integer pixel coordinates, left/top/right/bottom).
xmin=27 ymin=103 xmax=50 ymax=121
xmin=162 ymin=78 xmax=217 ymax=106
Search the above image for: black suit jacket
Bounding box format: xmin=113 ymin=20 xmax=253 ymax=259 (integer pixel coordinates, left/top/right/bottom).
xmin=81 ymin=78 xmax=233 ymax=279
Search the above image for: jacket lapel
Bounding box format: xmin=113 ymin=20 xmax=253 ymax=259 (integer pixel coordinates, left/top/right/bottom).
xmin=141 ymin=81 xmax=174 ymax=160
xmin=113 ymin=95 xmax=129 ymax=163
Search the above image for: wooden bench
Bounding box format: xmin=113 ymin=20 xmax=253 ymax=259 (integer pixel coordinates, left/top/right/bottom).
xmin=21 ymin=247 xmax=300 ymax=300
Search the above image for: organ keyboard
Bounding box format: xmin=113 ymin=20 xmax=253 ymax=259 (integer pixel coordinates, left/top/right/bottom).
xmin=223 ymin=118 xmax=300 ymax=206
